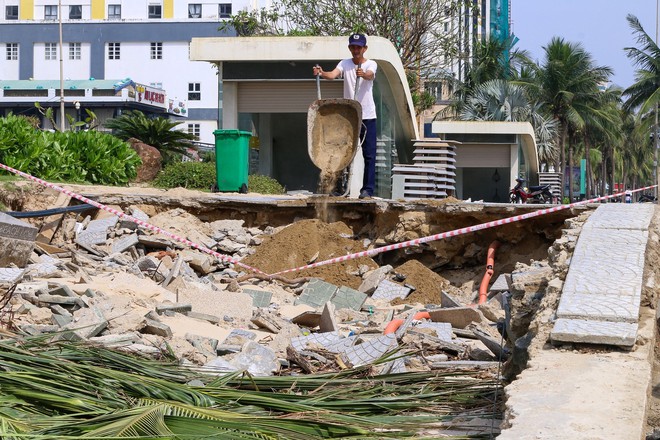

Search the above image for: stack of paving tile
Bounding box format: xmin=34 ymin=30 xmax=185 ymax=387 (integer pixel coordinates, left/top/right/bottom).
xmin=391 ymin=139 xmax=457 ymax=200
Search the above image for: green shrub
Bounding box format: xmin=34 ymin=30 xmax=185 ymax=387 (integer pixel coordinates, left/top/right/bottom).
xmin=248 ymin=174 xmax=285 ymax=194
xmin=0 ymin=114 xmax=140 ymax=185
xmin=153 ymin=161 xmax=216 ymax=189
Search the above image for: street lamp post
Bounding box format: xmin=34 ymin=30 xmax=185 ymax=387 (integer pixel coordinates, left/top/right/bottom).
xmin=58 ymin=0 xmax=65 ymax=132
xmin=74 ymin=101 xmax=81 ymax=131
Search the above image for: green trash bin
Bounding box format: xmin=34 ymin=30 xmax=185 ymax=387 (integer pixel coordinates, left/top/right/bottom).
xmin=213 ymin=129 xmax=251 ymax=193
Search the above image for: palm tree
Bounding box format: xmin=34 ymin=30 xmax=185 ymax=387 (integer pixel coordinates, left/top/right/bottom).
xmin=622 ymin=14 xmax=660 ymax=193
xmin=521 ymin=37 xmax=613 ymax=200
xmin=104 ymin=110 xmax=198 ymax=164
xmin=458 ymin=79 xmax=559 ymax=165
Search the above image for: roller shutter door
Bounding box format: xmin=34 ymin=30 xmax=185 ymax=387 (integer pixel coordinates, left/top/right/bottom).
xmin=455 ymin=144 xmax=510 ymax=168
xmin=237 ymin=81 xmax=343 ymax=113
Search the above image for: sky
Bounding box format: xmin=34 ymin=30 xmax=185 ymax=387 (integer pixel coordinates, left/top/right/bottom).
xmin=511 ymin=0 xmax=658 ymax=89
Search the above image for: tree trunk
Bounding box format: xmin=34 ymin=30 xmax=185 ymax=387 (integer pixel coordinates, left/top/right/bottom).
xmin=568 ymin=143 xmax=574 ymax=201
xmin=584 ymin=136 xmax=591 ymax=198
xmin=558 ymin=122 xmax=567 ymax=202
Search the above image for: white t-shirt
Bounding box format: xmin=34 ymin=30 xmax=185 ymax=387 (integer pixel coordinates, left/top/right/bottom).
xmin=336 ymin=58 xmax=378 ymax=120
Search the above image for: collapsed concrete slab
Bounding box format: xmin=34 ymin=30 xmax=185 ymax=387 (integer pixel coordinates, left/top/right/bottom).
xmin=0 ymin=211 xmax=37 ymax=267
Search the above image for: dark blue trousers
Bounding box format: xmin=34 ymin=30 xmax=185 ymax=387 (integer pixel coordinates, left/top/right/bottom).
xmin=360 ymin=118 xmax=377 ymax=196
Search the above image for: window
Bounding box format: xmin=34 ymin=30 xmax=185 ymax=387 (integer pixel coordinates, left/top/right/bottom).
xmin=69 ymin=5 xmax=82 ymax=19
xmin=150 ymin=82 xmax=163 ymax=89
xmin=188 ymin=4 xmax=201 ymax=18
xmin=150 ymin=42 xmax=163 ymax=60
xmin=6 ymin=5 xmax=18 ymax=20
xmin=148 ymin=4 xmax=162 ymax=18
xmin=188 ymin=83 xmax=201 ymax=100
xmin=45 ymin=43 xmax=57 ymax=60
xmin=108 ymin=42 xmax=120 ymax=60
xmin=69 ymin=43 xmax=81 ymax=60
xmin=108 ymin=4 xmax=121 ymax=19
xmin=6 ymin=43 xmax=18 ymax=61
xmin=45 ymin=5 xmax=58 ymax=20
xmin=218 ymin=3 xmax=231 ymax=18
xmin=187 ymin=123 xmax=200 ymax=138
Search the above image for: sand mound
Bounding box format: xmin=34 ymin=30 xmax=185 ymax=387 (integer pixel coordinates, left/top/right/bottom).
xmin=243 ymin=219 xmax=377 ymax=289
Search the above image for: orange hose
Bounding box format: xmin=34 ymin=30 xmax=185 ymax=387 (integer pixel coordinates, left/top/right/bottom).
xmin=477 ymin=240 xmax=500 ymax=305
xmin=383 ymin=311 xmax=431 ymax=334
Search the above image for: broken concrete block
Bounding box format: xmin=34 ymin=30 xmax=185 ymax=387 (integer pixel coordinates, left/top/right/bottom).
xmin=358 ymin=265 xmax=392 ymax=294
xmin=341 ymin=334 xmax=397 ymax=367
xmin=51 ymin=312 xmax=72 ymax=327
xmin=37 ymin=293 xmax=85 ymax=309
xmin=156 ymin=303 xmax=193 ymax=315
xmin=217 ymin=329 xmax=257 ymax=354
xmin=242 ymin=288 xmax=273 ymax=308
xmin=48 ymin=285 xmax=77 ymax=298
xmin=203 ymin=357 xmax=239 ymax=374
xmin=320 ymin=302 xmax=338 ymax=333
xmin=440 ymin=290 xmax=462 ymax=308
xmin=112 ymin=234 xmax=140 ymax=254
xmin=89 ymin=332 xmax=141 ymax=348
xmin=141 ymin=318 xmax=173 ymax=338
xmin=0 ymin=212 xmax=37 ymax=267
xmin=490 ymin=273 xmax=511 ymax=292
xmin=186 ymin=230 xmax=217 ymax=250
xmin=181 ymin=250 xmax=214 ymax=275
xmin=331 ymin=286 xmax=368 ymax=311
xmin=76 ymin=215 xmax=118 ymax=247
xmin=231 ymin=341 xmax=280 ymax=376
xmin=184 ymin=311 xmax=223 ymax=324
xmin=60 ymin=307 xmax=108 ymax=340
xmin=251 ymin=310 xmax=286 ymax=334
xmin=137 ymin=235 xmax=173 ymax=249
xmin=291 ymin=310 xmax=322 ymax=328
xmin=428 ymin=307 xmax=485 ymax=329
xmin=0 ymin=267 xmax=24 ymax=284
xmin=371 ymin=280 xmax=411 ymax=302
xmin=296 ymin=278 xmax=338 ymax=309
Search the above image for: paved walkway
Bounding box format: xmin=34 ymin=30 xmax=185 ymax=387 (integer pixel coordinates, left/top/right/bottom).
xmin=500 ymin=203 xmax=656 ymax=439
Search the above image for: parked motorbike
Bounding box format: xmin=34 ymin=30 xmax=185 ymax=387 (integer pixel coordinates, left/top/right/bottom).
xmin=509 ymin=178 xmax=554 ymax=204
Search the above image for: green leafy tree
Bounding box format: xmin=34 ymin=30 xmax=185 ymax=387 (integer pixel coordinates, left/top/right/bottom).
xmin=104 ymin=110 xmax=198 ymax=164
xmin=221 ymin=0 xmax=470 ymax=106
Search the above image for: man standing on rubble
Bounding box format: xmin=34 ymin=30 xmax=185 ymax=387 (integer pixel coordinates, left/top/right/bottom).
xmin=313 ymin=33 xmax=378 ymax=199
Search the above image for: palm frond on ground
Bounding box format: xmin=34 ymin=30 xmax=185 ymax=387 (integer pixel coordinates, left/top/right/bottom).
xmin=0 ymin=335 xmax=502 ymax=439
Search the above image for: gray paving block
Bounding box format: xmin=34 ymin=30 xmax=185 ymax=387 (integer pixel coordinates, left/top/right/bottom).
xmin=0 ymin=212 xmax=38 ymax=241
xmin=556 ymin=292 xmax=641 ymax=323
xmin=0 ymin=267 xmax=24 ymax=283
xmin=76 ymin=216 xmax=119 ymax=246
xmin=331 ymin=286 xmax=368 ymax=310
xmin=295 ymin=278 xmax=338 ymax=308
xmin=341 ymin=334 xmax=397 ymax=367
xmin=550 ymin=318 xmax=637 ymax=347
xmin=371 ymin=280 xmax=411 ymax=302
xmin=242 ymin=288 xmax=273 ymax=308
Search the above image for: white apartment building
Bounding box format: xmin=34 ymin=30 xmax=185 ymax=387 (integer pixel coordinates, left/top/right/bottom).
xmin=0 ymin=0 xmax=271 ymax=144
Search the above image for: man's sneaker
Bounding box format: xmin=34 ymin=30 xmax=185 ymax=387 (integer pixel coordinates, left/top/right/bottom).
xmin=358 ymin=190 xmax=371 ymax=199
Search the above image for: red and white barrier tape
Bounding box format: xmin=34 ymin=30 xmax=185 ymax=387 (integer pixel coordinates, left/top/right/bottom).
xmin=0 ymin=162 xmax=267 ymax=275
xmin=270 ymin=185 xmax=658 ymax=276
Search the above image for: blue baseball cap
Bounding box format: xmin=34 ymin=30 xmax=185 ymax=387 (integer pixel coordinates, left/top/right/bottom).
xmin=348 ymin=33 xmax=367 ymax=47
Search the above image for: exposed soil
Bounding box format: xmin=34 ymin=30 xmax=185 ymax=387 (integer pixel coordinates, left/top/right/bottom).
xmin=242 ymin=219 xmax=378 ymax=289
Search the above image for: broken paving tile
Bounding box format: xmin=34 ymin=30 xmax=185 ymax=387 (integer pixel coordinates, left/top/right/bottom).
xmin=156 ymin=303 xmax=193 ymax=315
xmin=291 ymin=310 xmax=322 ymax=328
xmin=230 ymin=341 xmax=280 ymax=376
xmin=291 ymin=331 xmax=343 ymax=352
xmin=295 ymin=278 xmax=338 ymax=308
xmin=490 ymin=273 xmax=511 ymax=292
xmin=371 ymin=280 xmax=411 ymax=302
xmin=331 ymin=286 xmax=368 ymax=311
xmin=243 ymin=288 xmax=273 ymax=308
xmin=112 ymin=233 xmax=139 ymax=254
xmin=341 ymin=334 xmax=398 ymax=367
xmin=0 ymin=267 xmax=24 ymax=283
xmin=416 ymin=322 xmax=453 ymax=342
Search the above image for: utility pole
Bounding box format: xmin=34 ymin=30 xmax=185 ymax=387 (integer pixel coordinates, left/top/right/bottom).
xmin=58 ymin=0 xmax=65 ymax=132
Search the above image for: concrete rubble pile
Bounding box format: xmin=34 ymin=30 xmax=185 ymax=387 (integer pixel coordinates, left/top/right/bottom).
xmin=0 ymin=204 xmax=580 ymax=377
